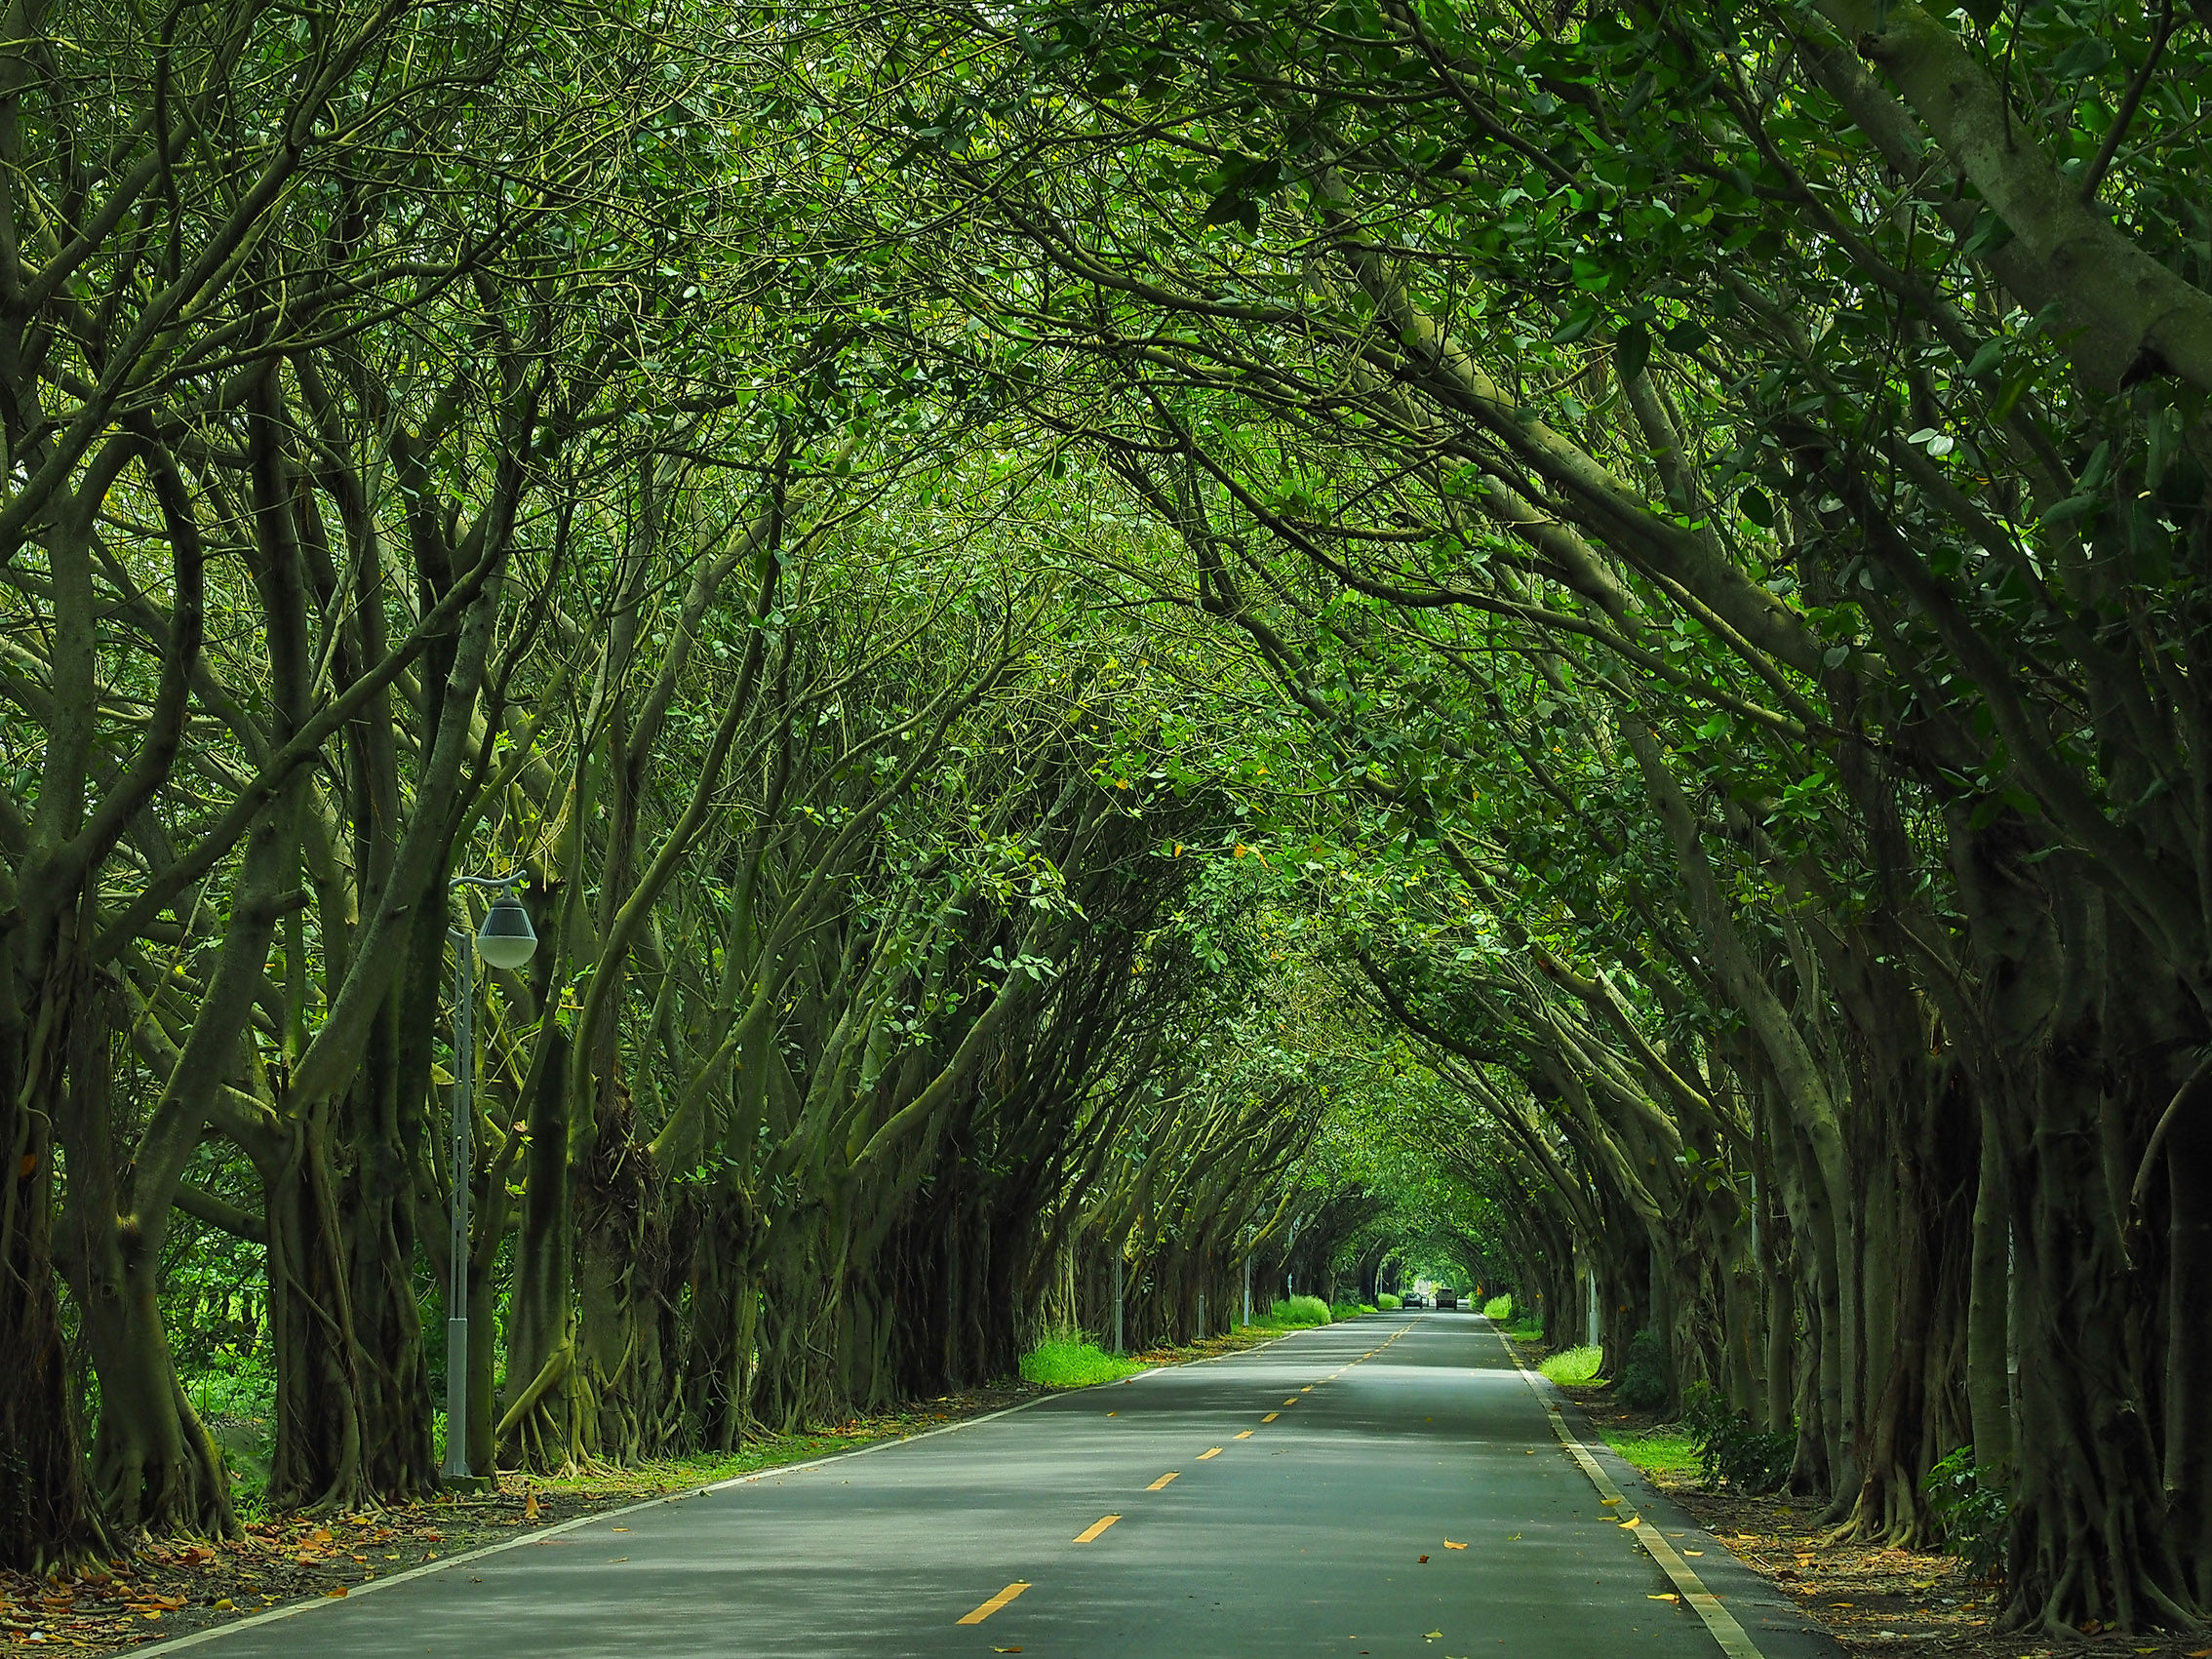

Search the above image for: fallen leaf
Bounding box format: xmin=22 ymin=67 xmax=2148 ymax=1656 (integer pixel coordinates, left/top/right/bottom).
xmin=1424 ymin=1631 xmax=1442 ymax=1639
xmin=327 ymin=1587 xmax=347 ymax=1599
xmin=523 ymin=1489 xmax=540 ymax=1522
xmin=1418 ymin=1555 xmax=1429 ymax=1563
xmin=1442 ymin=1540 xmax=1466 ymax=1550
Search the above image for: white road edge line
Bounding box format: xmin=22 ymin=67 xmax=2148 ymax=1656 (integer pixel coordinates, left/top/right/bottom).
xmin=132 ymin=1392 xmax=1069 ymax=1655
xmin=1490 ymin=1322 xmax=1766 ymax=1659
xmin=134 ymin=1327 xmax=1311 ymax=1655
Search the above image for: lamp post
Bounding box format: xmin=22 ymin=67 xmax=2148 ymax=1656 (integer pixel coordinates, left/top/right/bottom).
xmin=445 ymin=873 xmax=536 ymax=1483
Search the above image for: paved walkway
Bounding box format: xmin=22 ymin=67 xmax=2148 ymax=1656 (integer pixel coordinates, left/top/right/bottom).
xmin=154 ymin=1313 xmax=1838 ymax=1658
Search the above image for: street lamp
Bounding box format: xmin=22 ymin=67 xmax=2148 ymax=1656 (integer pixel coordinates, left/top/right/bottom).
xmin=445 ymin=872 xmax=536 ymax=1483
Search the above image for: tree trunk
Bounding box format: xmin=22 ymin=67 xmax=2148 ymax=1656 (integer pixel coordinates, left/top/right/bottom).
xmin=260 ymin=1105 xmax=368 ymax=1511
xmin=1967 ymin=1107 xmax=2013 ymax=1478
xmin=0 ymin=940 xmax=104 ymax=1568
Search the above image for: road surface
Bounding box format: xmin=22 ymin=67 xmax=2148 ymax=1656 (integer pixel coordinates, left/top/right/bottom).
xmin=153 ymin=1313 xmax=1837 ymax=1658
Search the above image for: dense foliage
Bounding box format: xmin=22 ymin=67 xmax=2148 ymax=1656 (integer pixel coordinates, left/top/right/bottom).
xmin=4 ymin=0 xmax=2208 ymax=1637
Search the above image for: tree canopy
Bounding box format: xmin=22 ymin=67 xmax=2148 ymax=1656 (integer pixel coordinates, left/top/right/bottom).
xmin=4 ymin=0 xmax=2209 ymax=1637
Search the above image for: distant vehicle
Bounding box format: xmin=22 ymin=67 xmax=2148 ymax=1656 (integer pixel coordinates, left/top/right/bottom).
xmin=1401 ymin=1291 xmax=1425 ymax=1309
xmin=1435 ymin=1287 xmax=1459 ymax=1309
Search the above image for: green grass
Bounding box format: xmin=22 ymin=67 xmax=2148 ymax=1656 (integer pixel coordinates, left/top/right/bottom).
xmin=1328 ymin=1300 xmax=1368 ymax=1321
xmin=1481 ymin=1293 xmax=1514 ymax=1321
xmin=1020 ymin=1336 xmax=1146 ymax=1388
xmin=1538 ymin=1343 xmax=1605 ymax=1385
xmin=1599 ymin=1424 xmax=1702 ymax=1481
xmin=1375 ymin=1292 xmax=1401 ymax=1310
xmin=1268 ymin=1294 xmax=1331 ymax=1326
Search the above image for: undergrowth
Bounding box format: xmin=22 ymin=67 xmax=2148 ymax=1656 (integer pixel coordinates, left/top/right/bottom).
xmin=1600 ymin=1425 xmax=1702 ymax=1481
xmin=1020 ymin=1336 xmax=1145 ymax=1388
xmin=1613 ymin=1329 xmax=1670 ymax=1411
xmin=1539 ymin=1343 xmax=1604 ymax=1385
xmin=1481 ymin=1292 xmax=1514 ymax=1320
xmin=1375 ymin=1292 xmax=1401 ymax=1310
xmin=1924 ymin=1446 xmax=2009 ymax=1580
xmin=1269 ymin=1294 xmax=1331 ymax=1326
xmin=1679 ymin=1382 xmax=1793 ymax=1492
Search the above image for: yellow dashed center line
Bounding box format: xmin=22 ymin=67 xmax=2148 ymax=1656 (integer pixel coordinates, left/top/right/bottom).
xmin=1262 ymin=1412 xmax=1279 ymax=1422
xmin=1283 ymin=1398 xmax=1297 ymax=1405
xmin=1147 ymin=1472 xmax=1179 ymax=1490
xmin=1233 ymin=1430 xmax=1253 ymax=1440
xmin=1196 ymin=1446 xmax=1223 ymax=1460
xmin=1074 ymin=1515 xmax=1121 ymax=1544
xmin=957 ymin=1582 xmax=1031 ymax=1624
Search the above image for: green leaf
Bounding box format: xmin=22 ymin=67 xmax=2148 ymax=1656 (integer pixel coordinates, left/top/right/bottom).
xmin=2040 ymin=494 xmax=2102 ymax=525
xmin=1960 ymin=212 xmax=2014 ymax=260
xmin=1551 ymin=307 xmax=1600 ymax=345
xmin=1737 ymin=487 xmax=1775 ymax=528
xmin=1615 ymin=321 xmax=1651 ymax=381
xmin=2049 ymin=37 xmax=2112 ymax=78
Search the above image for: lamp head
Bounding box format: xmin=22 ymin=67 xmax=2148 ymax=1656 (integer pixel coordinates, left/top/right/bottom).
xmin=474 ymin=892 xmax=537 ymax=970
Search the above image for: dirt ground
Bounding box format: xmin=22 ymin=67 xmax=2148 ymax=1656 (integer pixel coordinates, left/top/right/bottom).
xmin=0 ymin=1329 xmax=1279 ymax=1655
xmin=1561 ymin=1378 xmax=2212 ymax=1659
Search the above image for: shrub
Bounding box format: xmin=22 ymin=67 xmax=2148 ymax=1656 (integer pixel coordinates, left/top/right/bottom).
xmin=1538 ymin=1343 xmax=1604 ymax=1385
xmin=1375 ymin=1292 xmax=1401 ymax=1310
xmin=1924 ymin=1447 xmax=2009 ymax=1580
xmin=1327 ymin=1300 xmax=1365 ymax=1322
xmin=1482 ymin=1293 xmax=1514 ymax=1321
xmin=1679 ymin=1382 xmax=1793 ymax=1493
xmin=1613 ymin=1328 xmax=1671 ymax=1412
xmin=1020 ymin=1336 xmax=1144 ymax=1388
xmin=1270 ymin=1294 xmax=1331 ymax=1326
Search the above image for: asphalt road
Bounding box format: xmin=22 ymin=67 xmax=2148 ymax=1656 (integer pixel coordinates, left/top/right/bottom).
xmin=163 ymin=1312 xmax=1838 ymax=1659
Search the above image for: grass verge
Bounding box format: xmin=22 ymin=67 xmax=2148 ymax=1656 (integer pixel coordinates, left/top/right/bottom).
xmin=1538 ymin=1343 xmax=1604 ymax=1385
xmin=1262 ymin=1293 xmax=1330 ymax=1327
xmin=1020 ymin=1336 xmax=1146 ymax=1388
xmin=1597 ymin=1422 xmax=1702 ymax=1481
